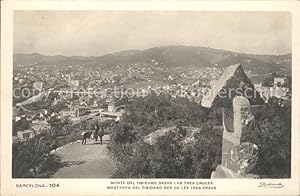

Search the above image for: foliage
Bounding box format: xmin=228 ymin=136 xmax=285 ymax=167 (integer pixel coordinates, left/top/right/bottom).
xmin=244 ymin=97 xmax=291 ymax=178
xmin=12 ymin=131 xmax=62 ymax=178
xmin=21 ymin=92 xmax=60 ymax=111
xmin=109 ymin=125 xmax=222 ymax=178
xmin=13 ymin=118 xmax=30 ymax=136
xmin=108 ymin=94 xmax=291 ymax=178
xmin=107 ymin=95 xmax=222 ymax=178
xmin=49 ymin=117 xmax=96 ymax=148
xmin=13 ymin=85 xmax=38 ymax=105
xmin=49 ymin=101 xmax=68 ymax=113
xmin=119 ymin=94 xmax=221 ymax=135
xmin=262 ymin=74 xmax=291 ymax=88
xmin=12 ymin=117 xmax=101 ymax=177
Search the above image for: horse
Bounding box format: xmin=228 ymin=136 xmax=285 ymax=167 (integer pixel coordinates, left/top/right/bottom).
xmin=81 ymin=131 xmax=92 ymax=145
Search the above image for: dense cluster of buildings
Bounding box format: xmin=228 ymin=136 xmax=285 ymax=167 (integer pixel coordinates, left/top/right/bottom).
xmin=13 ymin=95 xmax=126 ymax=142
xmin=255 ymin=76 xmax=291 ymax=105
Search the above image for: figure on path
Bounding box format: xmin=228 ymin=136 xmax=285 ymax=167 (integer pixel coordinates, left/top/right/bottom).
xmin=99 ymin=124 xmax=105 ymax=145
xmin=94 ymin=124 xmax=100 ymax=142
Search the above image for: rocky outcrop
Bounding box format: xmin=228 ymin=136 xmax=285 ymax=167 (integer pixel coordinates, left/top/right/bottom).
xmin=206 ymin=64 xmax=263 ymax=179
xmin=236 ymin=142 xmax=258 ymax=175
xmin=144 ymin=126 xmax=201 ymax=145
xmin=201 ymin=64 xmax=262 ymax=108
xmin=211 ymin=142 xmax=259 ymax=178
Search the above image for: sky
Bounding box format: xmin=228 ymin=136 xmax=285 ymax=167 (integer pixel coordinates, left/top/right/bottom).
xmin=14 ymin=11 xmax=291 ymax=56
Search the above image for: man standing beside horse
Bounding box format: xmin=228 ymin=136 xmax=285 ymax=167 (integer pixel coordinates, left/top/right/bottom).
xmin=93 ymin=123 xmax=105 ymax=144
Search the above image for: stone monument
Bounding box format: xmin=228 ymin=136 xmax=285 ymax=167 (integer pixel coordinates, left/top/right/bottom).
xmin=201 ymin=64 xmax=262 ymax=178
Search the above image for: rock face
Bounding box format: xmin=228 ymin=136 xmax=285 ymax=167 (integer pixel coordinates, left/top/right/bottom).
xmin=221 ymin=96 xmax=255 ymax=173
xmin=211 ymin=142 xmax=258 ymax=178
xmin=144 ymin=126 xmax=200 ymax=145
xmin=205 ymin=64 xmax=262 ymax=178
xmin=236 ymin=142 xmax=258 ymax=175
xmin=201 ymin=64 xmax=262 ymax=108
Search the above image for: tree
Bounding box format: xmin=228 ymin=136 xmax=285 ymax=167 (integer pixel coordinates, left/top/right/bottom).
xmin=12 ymin=131 xmax=61 ymax=177
xmin=107 ymin=95 xmax=223 ymax=178
xmin=13 ymin=117 xmax=30 ymax=136
xmin=243 ymin=98 xmax=291 ymax=178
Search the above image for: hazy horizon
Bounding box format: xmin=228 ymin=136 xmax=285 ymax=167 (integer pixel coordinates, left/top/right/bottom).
xmin=13 ymin=44 xmax=292 ymax=57
xmin=14 ymin=11 xmax=291 ymax=56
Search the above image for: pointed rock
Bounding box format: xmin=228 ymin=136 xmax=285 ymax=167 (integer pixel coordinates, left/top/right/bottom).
xmin=201 ymin=64 xmax=262 ymax=108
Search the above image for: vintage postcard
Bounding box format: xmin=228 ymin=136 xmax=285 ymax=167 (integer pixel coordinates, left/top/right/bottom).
xmin=1 ymin=0 xmax=300 ymax=195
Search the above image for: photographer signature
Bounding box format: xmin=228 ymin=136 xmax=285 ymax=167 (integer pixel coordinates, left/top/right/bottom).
xmin=258 ymin=182 xmax=284 ymax=188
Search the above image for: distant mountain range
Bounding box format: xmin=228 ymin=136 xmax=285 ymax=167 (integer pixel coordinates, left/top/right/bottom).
xmin=14 ymin=45 xmax=292 ymax=75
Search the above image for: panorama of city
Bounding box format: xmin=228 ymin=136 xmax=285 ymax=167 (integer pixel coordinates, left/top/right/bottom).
xmin=12 ymin=11 xmax=291 ymax=181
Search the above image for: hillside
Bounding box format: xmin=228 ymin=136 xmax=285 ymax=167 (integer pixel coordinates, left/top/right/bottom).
xmin=14 ymin=45 xmax=291 ymax=75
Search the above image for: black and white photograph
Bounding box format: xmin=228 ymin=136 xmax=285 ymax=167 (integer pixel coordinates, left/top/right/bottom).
xmin=10 ymin=10 xmax=293 ymax=180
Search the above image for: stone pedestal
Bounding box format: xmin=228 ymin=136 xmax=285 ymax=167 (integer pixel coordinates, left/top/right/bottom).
xmin=200 ymin=64 xmax=262 ymax=179
xmin=211 ymin=96 xmax=258 ymax=178
xmin=211 ymin=164 xmax=259 ymax=178
xmin=211 ymin=165 xmax=241 ymax=178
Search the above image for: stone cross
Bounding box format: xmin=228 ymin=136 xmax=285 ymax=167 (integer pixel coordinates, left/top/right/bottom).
xmin=221 ymin=96 xmax=254 ymax=173
xmin=201 ymin=64 xmax=262 ymax=178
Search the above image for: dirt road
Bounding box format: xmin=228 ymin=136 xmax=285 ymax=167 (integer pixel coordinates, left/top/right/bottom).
xmin=51 ymin=135 xmax=115 ymax=178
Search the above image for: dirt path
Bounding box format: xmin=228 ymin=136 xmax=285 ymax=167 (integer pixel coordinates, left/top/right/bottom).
xmin=51 ymin=135 xmax=115 ymax=178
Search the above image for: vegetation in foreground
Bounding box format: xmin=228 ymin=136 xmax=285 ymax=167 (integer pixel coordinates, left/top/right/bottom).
xmin=12 ymin=94 xmax=291 ymax=178
xmin=108 ymin=95 xmax=291 ymax=178
xmin=12 ymin=116 xmax=115 ymax=178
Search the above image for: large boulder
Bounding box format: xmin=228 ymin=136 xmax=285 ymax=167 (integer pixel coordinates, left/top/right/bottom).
xmin=211 ymin=142 xmax=259 ymax=178
xmin=201 ymin=64 xmax=262 ymax=108
xmin=144 ymin=126 xmax=201 ymax=145
xmin=236 ymin=142 xmax=259 ymax=175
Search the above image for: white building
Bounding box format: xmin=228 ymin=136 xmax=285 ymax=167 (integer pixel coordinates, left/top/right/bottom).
xmin=274 ymin=77 xmax=286 ymax=86
xmin=33 ymin=81 xmax=43 ymax=91
xmin=70 ymin=80 xmax=80 ymax=87
xmin=17 ymin=129 xmax=34 ymax=140
xmin=108 ymin=102 xmax=116 ymax=112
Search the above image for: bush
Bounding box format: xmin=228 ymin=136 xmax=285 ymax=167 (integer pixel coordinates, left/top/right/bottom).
xmin=12 ymin=117 xmax=100 ymax=177
xmin=245 ymin=98 xmax=291 ymax=178
xmin=12 ymin=132 xmax=62 ymax=178
xmin=109 ymin=125 xmax=222 ymax=178
xmin=107 ymin=95 xmax=222 ymax=178
xmin=107 ymin=95 xmax=290 ymax=178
